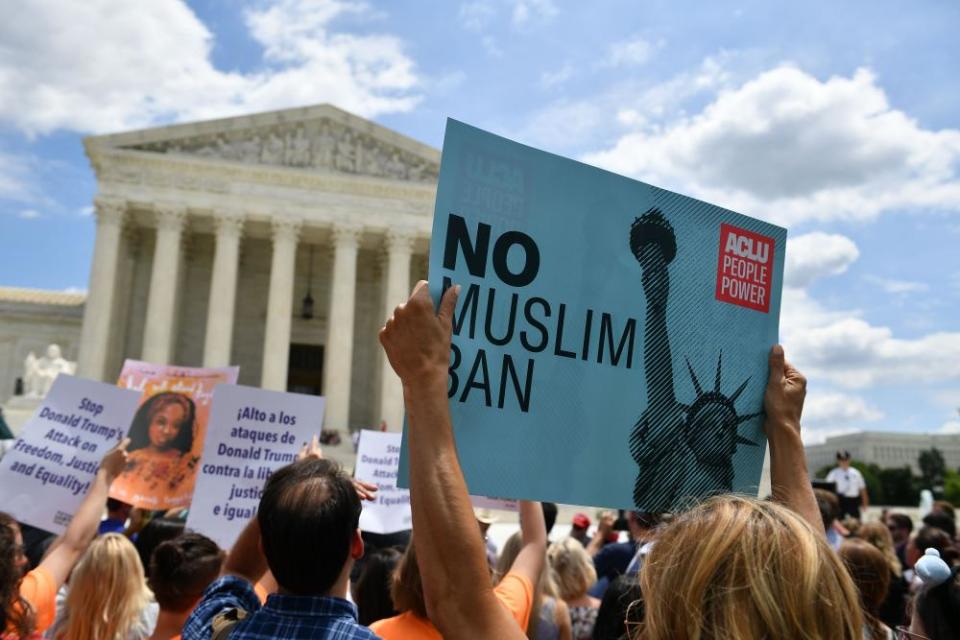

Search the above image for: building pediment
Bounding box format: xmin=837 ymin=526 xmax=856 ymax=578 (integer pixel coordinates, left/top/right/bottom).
xmin=85 ymin=104 xmax=440 ymax=184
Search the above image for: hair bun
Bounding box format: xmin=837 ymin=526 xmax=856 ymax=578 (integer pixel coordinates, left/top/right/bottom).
xmin=151 ymin=539 xmax=186 ymax=575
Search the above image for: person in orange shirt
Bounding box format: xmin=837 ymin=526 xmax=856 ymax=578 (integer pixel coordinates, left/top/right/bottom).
xmin=1 ymin=440 xmax=129 ymax=638
xmin=370 ymin=499 xmax=545 ymax=640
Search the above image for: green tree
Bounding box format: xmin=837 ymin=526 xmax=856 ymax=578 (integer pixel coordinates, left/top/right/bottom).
xmin=852 ymin=462 xmax=884 ymax=505
xmin=918 ymin=448 xmax=947 ymax=494
xmin=944 ymin=471 xmax=960 ymax=507
xmin=876 ymin=467 xmax=919 ymax=506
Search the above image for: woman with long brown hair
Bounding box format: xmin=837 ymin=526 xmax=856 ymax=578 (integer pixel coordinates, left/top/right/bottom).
xmin=857 ymin=521 xmax=907 ymax=628
xmin=840 ymin=539 xmax=894 ymax=639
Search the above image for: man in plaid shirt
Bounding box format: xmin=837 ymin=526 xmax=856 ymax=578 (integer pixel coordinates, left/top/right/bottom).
xmin=183 ymin=456 xmax=380 ymax=639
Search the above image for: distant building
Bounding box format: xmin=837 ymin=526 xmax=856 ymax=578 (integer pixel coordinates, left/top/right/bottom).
xmin=806 ymin=431 xmax=960 ymax=476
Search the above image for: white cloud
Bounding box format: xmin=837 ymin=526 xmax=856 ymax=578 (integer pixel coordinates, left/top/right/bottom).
xmin=800 ymin=387 xmax=879 ymax=445
xmin=0 ymin=153 xmax=32 ymax=202
xmin=517 ymin=55 xmax=730 ymax=153
xmin=17 ymin=209 xmax=41 ymax=220
xmin=803 ymin=390 xmax=884 ymax=425
xmin=0 ymin=0 xmax=421 ymax=136
xmin=941 ymin=419 xmax=960 ymax=434
xmin=78 ymin=205 xmax=94 ymax=217
xmin=606 ymin=37 xmax=658 ymax=67
xmin=781 ymin=288 xmax=960 ymax=389
xmin=583 ymin=65 xmax=960 ymax=225
xmin=864 ymin=275 xmax=930 ymax=295
xmin=459 ymin=1 xmax=496 ymax=31
xmin=539 ymin=64 xmax=575 ymax=89
xmin=511 ymin=0 xmax=557 ymax=27
xmin=784 ymin=232 xmax=859 ymax=288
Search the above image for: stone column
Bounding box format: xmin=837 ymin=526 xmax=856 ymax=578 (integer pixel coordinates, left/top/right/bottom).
xmin=141 ymin=205 xmax=188 ymax=364
xmin=378 ymin=231 xmax=414 ymax=431
xmin=203 ymin=213 xmax=244 ymax=367
xmin=322 ymin=224 xmax=362 ymax=430
xmin=76 ymin=198 xmax=126 ymax=380
xmin=261 ymin=217 xmax=302 ymax=391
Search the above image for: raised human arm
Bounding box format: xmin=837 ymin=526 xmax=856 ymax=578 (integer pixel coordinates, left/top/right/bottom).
xmin=223 ymin=516 xmax=268 ymax=584
xmin=39 ymin=438 xmax=129 ymax=587
xmin=586 ymin=511 xmax=615 ymax=558
xmin=380 ymin=281 xmax=525 ymax=640
xmin=505 ymin=500 xmax=546 ymax=588
xmin=556 ymin=598 xmax=572 ymax=640
xmin=764 ymin=345 xmax=821 ymax=534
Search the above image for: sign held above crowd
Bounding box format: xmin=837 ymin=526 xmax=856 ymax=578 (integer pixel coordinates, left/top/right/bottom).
xmin=399 ymin=119 xmax=787 ymax=512
xmin=0 ymin=375 xmax=141 ymax=534
xmin=109 ymin=360 xmax=239 ymax=510
xmin=186 ymin=384 xmax=325 ymax=549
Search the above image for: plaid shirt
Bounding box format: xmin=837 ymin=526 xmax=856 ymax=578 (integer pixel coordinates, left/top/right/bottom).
xmin=182 ymin=575 xmax=380 ymax=640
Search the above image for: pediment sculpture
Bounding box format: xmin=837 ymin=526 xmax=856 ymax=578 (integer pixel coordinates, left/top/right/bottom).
xmin=127 ymin=119 xmax=439 ymax=184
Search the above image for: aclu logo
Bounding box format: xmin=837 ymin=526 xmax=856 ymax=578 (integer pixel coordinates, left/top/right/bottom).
xmin=714 ymin=223 xmax=775 ymax=313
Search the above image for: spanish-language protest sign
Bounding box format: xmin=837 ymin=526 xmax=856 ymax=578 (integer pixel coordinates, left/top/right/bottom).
xmin=110 ymin=361 xmax=239 ymax=510
xmin=185 ymin=384 xmax=324 ymax=549
xmin=356 ymin=430 xmax=411 ymax=534
xmin=399 ymin=120 xmax=787 ymax=512
xmin=0 ymin=375 xmax=141 ymax=534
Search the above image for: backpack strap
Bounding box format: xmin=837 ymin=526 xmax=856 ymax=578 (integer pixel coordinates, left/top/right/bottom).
xmin=211 ymin=607 xmax=249 ymax=640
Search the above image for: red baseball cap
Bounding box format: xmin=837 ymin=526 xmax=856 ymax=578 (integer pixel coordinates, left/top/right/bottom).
xmin=572 ymin=513 xmax=591 ymax=529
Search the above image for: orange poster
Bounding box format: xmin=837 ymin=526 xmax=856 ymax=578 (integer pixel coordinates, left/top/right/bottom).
xmin=109 ymin=360 xmax=239 ymax=510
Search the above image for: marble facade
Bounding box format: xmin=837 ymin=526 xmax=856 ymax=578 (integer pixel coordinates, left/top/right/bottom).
xmin=70 ymin=104 xmax=437 ymax=432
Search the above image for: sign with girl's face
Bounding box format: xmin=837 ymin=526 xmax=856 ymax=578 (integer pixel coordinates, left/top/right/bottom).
xmin=109 ymin=360 xmax=238 ymax=510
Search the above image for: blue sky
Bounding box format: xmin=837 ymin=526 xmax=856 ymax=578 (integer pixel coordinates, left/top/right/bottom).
xmin=0 ymin=0 xmax=958 ymax=442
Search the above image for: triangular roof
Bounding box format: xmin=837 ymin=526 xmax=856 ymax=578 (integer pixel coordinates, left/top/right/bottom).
xmin=85 ymin=104 xmax=440 ymax=184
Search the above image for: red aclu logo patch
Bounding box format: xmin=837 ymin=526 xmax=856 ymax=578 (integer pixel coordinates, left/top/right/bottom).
xmin=715 ymin=223 xmax=774 ymax=313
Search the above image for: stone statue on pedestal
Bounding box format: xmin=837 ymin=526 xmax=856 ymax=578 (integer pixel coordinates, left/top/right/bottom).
xmin=23 ymin=344 xmax=76 ymax=399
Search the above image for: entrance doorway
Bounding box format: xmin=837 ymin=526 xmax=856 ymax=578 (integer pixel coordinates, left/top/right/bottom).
xmin=287 ymin=343 xmax=324 ymax=395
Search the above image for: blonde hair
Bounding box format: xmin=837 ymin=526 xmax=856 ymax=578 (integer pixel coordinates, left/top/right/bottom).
xmin=55 ymin=533 xmax=153 ymax=640
xmin=547 ymin=537 xmax=597 ymax=602
xmin=637 ymin=496 xmax=863 ymax=640
xmin=857 ymin=521 xmax=902 ymax=578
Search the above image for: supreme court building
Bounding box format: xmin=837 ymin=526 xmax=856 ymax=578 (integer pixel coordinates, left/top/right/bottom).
xmin=1 ymin=105 xmax=440 ymax=433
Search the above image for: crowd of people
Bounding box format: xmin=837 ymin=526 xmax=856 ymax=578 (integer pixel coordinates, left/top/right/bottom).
xmin=2 ymin=280 xmax=960 ymax=639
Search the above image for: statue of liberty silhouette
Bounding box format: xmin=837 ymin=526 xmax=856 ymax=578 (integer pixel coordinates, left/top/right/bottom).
xmin=628 ymin=208 xmax=762 ymax=510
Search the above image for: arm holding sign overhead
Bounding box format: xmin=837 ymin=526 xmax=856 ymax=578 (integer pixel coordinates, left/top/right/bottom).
xmin=764 ymin=345 xmax=821 ymax=535
xmin=39 ymin=439 xmax=129 ymax=588
xmin=380 ymin=281 xmax=527 ymax=640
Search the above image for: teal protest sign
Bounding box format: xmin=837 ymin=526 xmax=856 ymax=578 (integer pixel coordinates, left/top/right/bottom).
xmin=398 ymin=119 xmax=786 ymax=511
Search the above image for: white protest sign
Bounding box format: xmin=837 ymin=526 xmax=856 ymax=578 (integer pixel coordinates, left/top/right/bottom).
xmin=470 ymin=495 xmax=519 ymax=512
xmin=356 ymin=430 xmax=411 ymax=534
xmin=185 ymin=384 xmax=325 ymax=549
xmin=0 ymin=375 xmax=141 ymax=534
